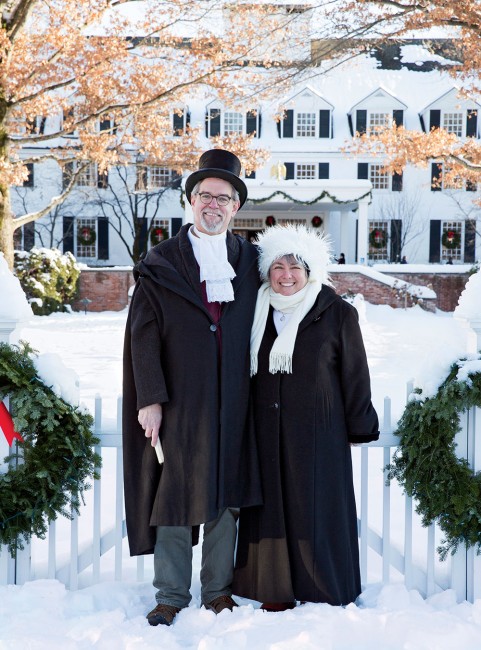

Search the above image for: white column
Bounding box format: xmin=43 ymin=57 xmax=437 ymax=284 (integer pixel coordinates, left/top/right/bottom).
xmin=357 ymin=198 xmax=369 ymax=264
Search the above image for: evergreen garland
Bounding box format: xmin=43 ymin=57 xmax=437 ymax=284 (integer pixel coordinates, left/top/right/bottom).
xmin=387 ymin=358 xmax=481 ymax=560
xmin=0 ymin=342 xmax=101 ymax=554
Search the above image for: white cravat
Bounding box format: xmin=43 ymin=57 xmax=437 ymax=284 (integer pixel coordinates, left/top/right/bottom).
xmin=188 ymin=226 xmax=236 ymax=302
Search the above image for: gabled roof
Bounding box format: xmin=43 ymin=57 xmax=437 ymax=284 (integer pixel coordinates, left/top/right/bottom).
xmin=283 ymin=85 xmax=334 ymax=109
xmin=419 ymin=87 xmax=481 ymax=114
xmin=349 ymin=86 xmax=408 ymax=113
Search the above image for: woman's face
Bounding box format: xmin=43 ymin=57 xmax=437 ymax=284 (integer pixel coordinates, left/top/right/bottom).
xmin=269 ymin=256 xmax=308 ymax=296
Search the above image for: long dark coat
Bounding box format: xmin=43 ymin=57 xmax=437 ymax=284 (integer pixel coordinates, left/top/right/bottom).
xmin=122 ymin=224 xmax=262 ymax=556
xmin=233 ymin=286 xmax=379 ymax=606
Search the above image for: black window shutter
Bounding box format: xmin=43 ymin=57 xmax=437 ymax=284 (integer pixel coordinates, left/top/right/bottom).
xmin=466 ymin=179 xmax=477 ymax=192
xmin=24 ymin=163 xmax=34 ymax=187
xmin=392 ymin=171 xmax=403 ymax=192
xmin=23 ymin=222 xmax=35 ymax=251
xmin=258 ymin=113 xmax=262 ymax=137
xmin=173 ymin=110 xmax=184 ymax=135
xmin=357 ymin=162 xmax=369 ymax=180
xmin=318 ymin=162 xmax=329 ymax=179
xmin=464 ymin=219 xmax=476 ymax=263
xmin=429 ymin=109 xmax=441 ymax=131
xmin=246 ymin=111 xmax=258 ymax=137
xmin=171 ymin=173 xmax=182 ymax=189
xmin=390 ymin=219 xmax=402 ymax=262
xmin=431 ymin=162 xmax=442 ymax=191
xmin=393 ymin=110 xmax=404 ymax=127
xmin=245 ymin=170 xmax=256 ymax=179
xmin=283 ymin=110 xmax=294 ymax=138
xmin=356 ymin=109 xmax=367 ymax=135
xmin=97 ymin=169 xmax=108 ymax=189
xmin=63 ymin=216 xmax=74 ymax=254
xmin=319 ymin=110 xmax=330 ymax=138
xmin=347 ymin=114 xmax=353 ymax=137
xmin=209 ymin=109 xmax=221 ymax=137
xmin=138 ymin=218 xmax=148 ymax=255
xmin=99 ymin=118 xmax=111 ymax=132
xmin=466 ymin=109 xmax=477 ymax=137
xmin=419 ymin=114 xmax=426 ymax=133
xmin=97 ymin=217 xmax=109 ymax=260
xmin=171 ymin=217 xmax=183 ymax=237
xmin=429 ymin=220 xmax=441 ymax=263
xmin=285 ymin=162 xmax=295 ymax=180
xmin=63 ymin=162 xmax=74 ymax=189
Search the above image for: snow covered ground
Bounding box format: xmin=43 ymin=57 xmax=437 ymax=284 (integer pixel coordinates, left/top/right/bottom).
xmin=2 ymin=287 xmax=481 ymax=648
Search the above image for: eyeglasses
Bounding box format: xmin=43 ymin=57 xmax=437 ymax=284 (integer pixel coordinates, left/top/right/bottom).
xmin=195 ymin=192 xmax=234 ymax=207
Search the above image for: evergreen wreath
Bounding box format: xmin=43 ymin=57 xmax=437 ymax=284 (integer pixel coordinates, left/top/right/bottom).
xmin=369 ymin=228 xmax=388 ymax=249
xmin=77 ymin=225 xmax=97 ymax=246
xmin=442 ymin=230 xmax=461 ymax=250
xmin=0 ymin=342 xmax=101 ymax=554
xmin=150 ymin=225 xmax=168 ymax=245
xmin=387 ymin=357 xmax=481 ymax=560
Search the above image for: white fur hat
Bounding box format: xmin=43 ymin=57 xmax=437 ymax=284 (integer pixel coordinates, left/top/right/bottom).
xmin=254 ymin=223 xmax=333 ymax=285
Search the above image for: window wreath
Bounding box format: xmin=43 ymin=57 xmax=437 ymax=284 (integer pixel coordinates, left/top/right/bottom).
xmin=387 ymin=357 xmax=481 ymax=559
xmin=311 ymin=216 xmax=323 ymax=228
xmin=265 ymin=215 xmax=276 ymax=227
xmin=150 ymin=226 xmax=168 ymax=246
xmin=369 ymin=228 xmax=388 ymax=249
xmin=442 ymin=230 xmax=461 ymax=250
xmin=0 ymin=342 xmax=101 ymax=554
xmin=77 ymin=225 xmax=97 ymax=246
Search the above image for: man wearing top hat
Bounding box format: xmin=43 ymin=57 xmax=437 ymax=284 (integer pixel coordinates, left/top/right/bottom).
xmin=122 ymin=149 xmax=262 ymax=626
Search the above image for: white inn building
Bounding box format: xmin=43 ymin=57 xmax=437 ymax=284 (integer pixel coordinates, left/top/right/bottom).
xmin=12 ymin=40 xmax=481 ymax=268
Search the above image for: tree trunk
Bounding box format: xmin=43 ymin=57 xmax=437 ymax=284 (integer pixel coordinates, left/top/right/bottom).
xmin=0 ymin=107 xmax=15 ymax=269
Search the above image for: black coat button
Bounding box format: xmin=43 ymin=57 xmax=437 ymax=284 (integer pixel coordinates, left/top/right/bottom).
xmin=273 ymin=402 xmax=279 ymax=409
xmin=210 ymin=324 xmax=217 ymax=332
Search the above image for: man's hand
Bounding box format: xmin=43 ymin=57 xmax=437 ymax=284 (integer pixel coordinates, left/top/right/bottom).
xmin=138 ymin=403 xmax=162 ymax=447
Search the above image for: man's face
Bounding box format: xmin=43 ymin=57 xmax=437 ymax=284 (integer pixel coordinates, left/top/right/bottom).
xmin=191 ymin=178 xmax=240 ymax=235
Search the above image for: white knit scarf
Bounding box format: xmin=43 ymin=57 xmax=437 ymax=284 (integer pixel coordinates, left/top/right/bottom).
xmin=250 ymin=278 xmax=321 ymax=375
xmin=188 ymin=226 xmax=236 ymax=302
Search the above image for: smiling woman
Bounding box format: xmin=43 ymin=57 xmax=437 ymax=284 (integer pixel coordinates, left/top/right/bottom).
xmin=234 ymin=224 xmax=380 ymax=610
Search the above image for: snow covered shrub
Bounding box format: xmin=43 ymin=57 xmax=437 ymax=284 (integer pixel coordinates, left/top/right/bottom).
xmin=14 ymin=248 xmax=80 ymax=315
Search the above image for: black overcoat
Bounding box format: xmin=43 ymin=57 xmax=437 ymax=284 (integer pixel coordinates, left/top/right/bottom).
xmin=122 ymin=225 xmax=262 ymax=556
xmin=233 ymin=286 xmax=379 ymax=605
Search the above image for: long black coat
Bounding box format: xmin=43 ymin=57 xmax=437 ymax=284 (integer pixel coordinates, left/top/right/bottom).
xmin=233 ymin=286 xmax=379 ymax=605
xmin=122 ymin=225 xmax=262 ymax=556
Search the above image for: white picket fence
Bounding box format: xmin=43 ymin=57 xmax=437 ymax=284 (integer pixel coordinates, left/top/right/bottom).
xmin=1 ymin=392 xmax=480 ymax=602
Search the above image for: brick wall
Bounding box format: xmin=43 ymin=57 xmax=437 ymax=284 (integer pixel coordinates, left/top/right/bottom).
xmin=72 ymin=268 xmax=135 ymax=312
xmin=73 ymin=268 xmax=470 ymax=313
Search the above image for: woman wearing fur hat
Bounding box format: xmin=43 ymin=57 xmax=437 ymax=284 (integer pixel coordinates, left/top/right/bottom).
xmin=233 ymin=224 xmax=379 ymax=610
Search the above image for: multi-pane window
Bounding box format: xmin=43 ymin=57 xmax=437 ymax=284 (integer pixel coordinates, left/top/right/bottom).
xmin=76 ymin=218 xmax=96 ymax=258
xmin=224 ymin=112 xmax=243 ymax=135
xmin=370 ymin=164 xmax=389 ymax=190
xmin=150 ymin=218 xmax=170 ymax=247
xmin=441 ymin=221 xmax=462 ymax=262
xmin=369 ymin=220 xmax=389 ymax=261
xmin=296 ymin=164 xmax=316 ymax=179
xmin=369 ymin=112 xmax=391 ymax=134
xmin=296 ymin=112 xmax=316 ymax=137
xmin=150 ymin=167 xmax=177 ymax=188
xmin=77 ymin=164 xmax=97 ymax=187
xmin=442 ymin=112 xmax=463 ymax=136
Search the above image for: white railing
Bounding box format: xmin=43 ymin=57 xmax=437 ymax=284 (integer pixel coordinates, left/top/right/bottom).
xmin=1 ymin=393 xmax=480 ymax=602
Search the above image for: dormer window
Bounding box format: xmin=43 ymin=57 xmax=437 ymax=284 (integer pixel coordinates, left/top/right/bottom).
xmin=277 ymin=88 xmax=334 ymax=139
xmin=420 ymin=89 xmax=480 ymax=138
xmin=349 ymin=88 xmax=406 ymax=137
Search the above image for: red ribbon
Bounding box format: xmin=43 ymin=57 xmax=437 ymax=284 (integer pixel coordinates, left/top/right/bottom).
xmin=0 ymin=401 xmax=24 ymax=446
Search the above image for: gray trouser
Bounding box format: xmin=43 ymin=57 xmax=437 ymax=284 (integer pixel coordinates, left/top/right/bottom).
xmin=153 ymin=508 xmax=239 ymax=609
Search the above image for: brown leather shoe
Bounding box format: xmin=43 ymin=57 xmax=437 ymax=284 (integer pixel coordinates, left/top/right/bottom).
xmin=146 ymin=603 xmax=181 ymax=626
xmin=260 ymin=601 xmax=296 ymax=612
xmin=204 ymin=594 xmax=238 ymax=613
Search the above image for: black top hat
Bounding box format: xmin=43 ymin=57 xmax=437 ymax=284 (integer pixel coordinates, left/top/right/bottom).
xmin=185 ymin=149 xmax=248 ymax=208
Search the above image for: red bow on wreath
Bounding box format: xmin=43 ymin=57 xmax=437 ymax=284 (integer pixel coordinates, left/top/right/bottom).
xmin=0 ymin=401 xmax=24 ymax=446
